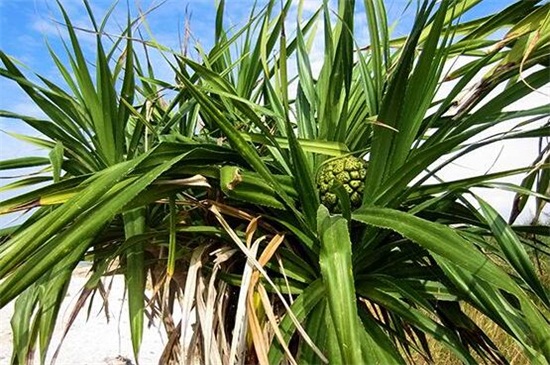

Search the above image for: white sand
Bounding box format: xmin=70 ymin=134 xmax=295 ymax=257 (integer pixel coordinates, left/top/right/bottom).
xmin=0 ymin=266 xmax=167 ymax=365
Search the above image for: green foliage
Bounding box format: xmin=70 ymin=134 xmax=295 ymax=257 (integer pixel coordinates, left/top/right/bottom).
xmin=1 ymin=0 xmax=549 ymax=364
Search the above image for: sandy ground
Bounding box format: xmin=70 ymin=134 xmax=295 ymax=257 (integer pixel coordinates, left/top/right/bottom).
xmin=0 ymin=265 xmax=168 ymax=365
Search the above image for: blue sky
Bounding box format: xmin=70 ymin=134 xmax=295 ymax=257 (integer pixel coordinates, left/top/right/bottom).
xmin=0 ymin=0 xmax=547 ymax=226
xmin=0 ymin=0 xmax=519 ymax=137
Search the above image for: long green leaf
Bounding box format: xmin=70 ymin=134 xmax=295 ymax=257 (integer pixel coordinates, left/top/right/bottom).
xmin=363 ymin=1 xmax=434 ymax=203
xmin=357 ymin=277 xmax=476 ymax=363
xmin=353 ymin=207 xmax=550 ymax=360
xmin=0 ymin=157 xmax=50 ymax=171
xmin=475 ymin=196 xmax=549 ymax=305
xmin=241 ymin=133 xmax=349 ymax=156
xmin=317 ymin=205 xmax=363 ymax=364
xmin=123 ymin=207 xmax=146 ymax=360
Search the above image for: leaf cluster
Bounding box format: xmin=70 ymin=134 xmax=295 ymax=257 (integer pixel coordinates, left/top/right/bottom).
xmin=0 ymin=0 xmax=549 ymax=364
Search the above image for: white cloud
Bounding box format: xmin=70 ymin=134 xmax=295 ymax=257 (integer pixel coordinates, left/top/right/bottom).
xmin=31 ymin=16 xmax=61 ymax=35
xmin=7 ymin=101 xmax=48 ymax=119
xmin=430 ymin=59 xmax=549 ymax=224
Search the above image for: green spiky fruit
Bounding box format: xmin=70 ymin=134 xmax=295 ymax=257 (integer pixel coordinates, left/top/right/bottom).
xmin=316 ymin=156 xmax=367 ymax=212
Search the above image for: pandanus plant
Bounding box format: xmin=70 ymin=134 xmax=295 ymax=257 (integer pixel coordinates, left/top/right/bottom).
xmin=1 ymin=0 xmax=549 ymax=364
